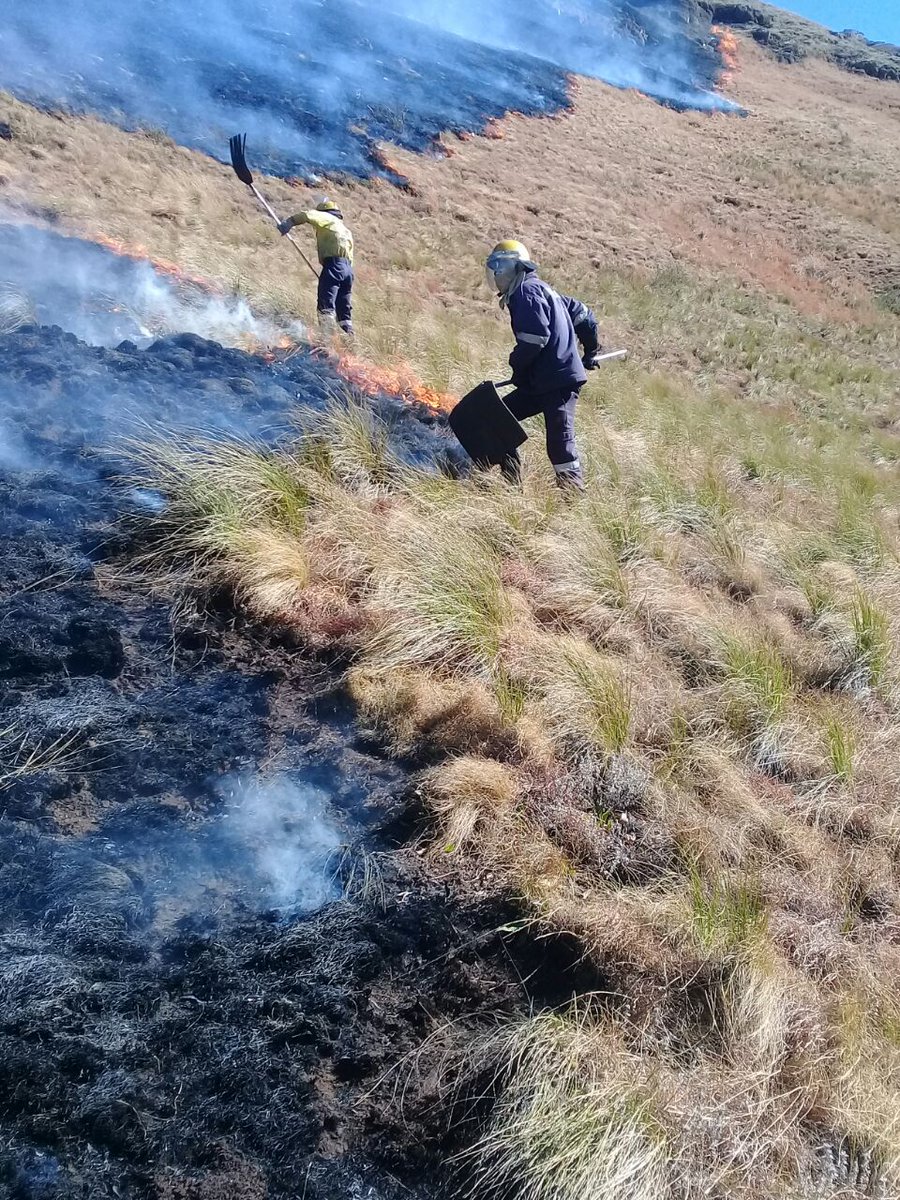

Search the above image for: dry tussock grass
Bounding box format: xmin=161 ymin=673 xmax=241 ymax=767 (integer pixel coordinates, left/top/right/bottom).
xmin=128 ymin=378 xmax=900 ymax=1193
xmin=14 ymin=29 xmax=900 ymax=1199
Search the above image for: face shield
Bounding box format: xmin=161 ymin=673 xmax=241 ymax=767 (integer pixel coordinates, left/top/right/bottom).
xmin=485 ymin=251 xmax=520 ymax=295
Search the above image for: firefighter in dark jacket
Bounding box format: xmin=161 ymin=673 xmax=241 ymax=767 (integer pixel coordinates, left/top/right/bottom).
xmin=485 ymin=240 xmax=604 ymax=491
xmin=278 ymin=198 xmax=354 ymax=335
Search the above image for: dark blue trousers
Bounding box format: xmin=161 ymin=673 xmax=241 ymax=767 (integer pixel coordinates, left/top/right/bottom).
xmin=502 ymin=385 xmax=583 ymax=486
xmin=317 ymin=256 xmax=354 ymax=329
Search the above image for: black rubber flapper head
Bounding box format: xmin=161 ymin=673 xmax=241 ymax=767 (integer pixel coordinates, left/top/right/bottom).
xmin=229 ymin=133 xmax=254 ymax=186
xmin=448 ymin=381 xmax=528 ymax=468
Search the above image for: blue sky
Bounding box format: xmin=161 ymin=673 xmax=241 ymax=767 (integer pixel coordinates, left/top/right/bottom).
xmin=782 ymin=1 xmax=900 ymax=43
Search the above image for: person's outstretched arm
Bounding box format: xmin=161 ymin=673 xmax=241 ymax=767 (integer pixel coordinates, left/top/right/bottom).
xmin=277 ymin=210 xmax=331 ymax=235
xmin=561 ymin=294 xmax=603 ymax=366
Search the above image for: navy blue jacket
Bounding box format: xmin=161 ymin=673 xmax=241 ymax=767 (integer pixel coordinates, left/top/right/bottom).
xmin=561 ymin=295 xmax=600 ymax=358
xmin=506 ymin=269 xmax=590 ymax=395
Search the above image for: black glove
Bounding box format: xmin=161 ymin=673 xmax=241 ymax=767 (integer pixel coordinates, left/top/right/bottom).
xmin=276 ymin=218 xmax=295 ymax=236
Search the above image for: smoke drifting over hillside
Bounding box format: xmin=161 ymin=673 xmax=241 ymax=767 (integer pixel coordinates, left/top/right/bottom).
xmin=385 ymin=0 xmax=732 ymax=109
xmin=1 ymin=0 xmax=734 ymax=184
xmin=0 ymin=222 xmax=305 ymax=351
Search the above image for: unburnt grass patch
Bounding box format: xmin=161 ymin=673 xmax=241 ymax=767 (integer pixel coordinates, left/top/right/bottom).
xmin=129 ymin=369 xmax=900 ymax=1195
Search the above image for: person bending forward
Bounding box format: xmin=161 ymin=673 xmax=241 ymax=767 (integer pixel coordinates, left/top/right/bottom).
xmin=485 ymin=239 xmax=605 ymax=492
xmin=278 ymin=199 xmax=355 ymax=335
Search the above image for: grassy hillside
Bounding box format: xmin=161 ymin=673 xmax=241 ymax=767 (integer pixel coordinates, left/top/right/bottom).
xmin=707 ymin=2 xmax=900 ymax=80
xmin=3 ymin=29 xmax=900 ymax=1198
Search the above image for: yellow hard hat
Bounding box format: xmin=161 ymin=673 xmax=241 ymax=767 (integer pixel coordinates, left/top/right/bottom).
xmin=317 ymin=197 xmax=342 ymax=213
xmin=485 ymin=239 xmax=534 ymax=293
xmin=490 ymin=239 xmax=531 ymax=261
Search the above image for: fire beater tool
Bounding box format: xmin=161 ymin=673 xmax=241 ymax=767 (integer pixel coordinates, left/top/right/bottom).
xmin=449 ymin=349 xmax=628 ymax=467
xmin=229 ymin=134 xmax=320 ymax=279
xmin=448 ymin=380 xmax=527 ymax=468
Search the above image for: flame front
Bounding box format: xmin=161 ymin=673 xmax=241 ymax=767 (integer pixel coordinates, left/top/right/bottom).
xmin=77 ymin=229 xmax=456 ymax=412
xmin=336 ymin=353 xmax=456 ymax=414
xmin=88 ymin=233 xmax=219 ymax=293
xmin=712 ymin=26 xmax=740 ymax=84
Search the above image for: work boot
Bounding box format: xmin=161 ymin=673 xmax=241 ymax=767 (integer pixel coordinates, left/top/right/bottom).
xmin=554 ymin=466 xmax=586 ymax=495
xmin=317 ymin=310 xmax=338 ymax=335
xmin=339 ymin=320 xmax=354 ymax=337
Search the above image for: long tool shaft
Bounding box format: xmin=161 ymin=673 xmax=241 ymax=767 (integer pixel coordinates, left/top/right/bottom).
xmin=495 ymin=349 xmax=628 ymax=390
xmin=248 ymin=183 xmax=320 ymax=279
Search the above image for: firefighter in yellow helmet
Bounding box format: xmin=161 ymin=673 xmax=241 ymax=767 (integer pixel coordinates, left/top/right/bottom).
xmin=485 ymin=240 xmax=603 ymax=491
xmin=278 ymin=198 xmax=355 ymax=335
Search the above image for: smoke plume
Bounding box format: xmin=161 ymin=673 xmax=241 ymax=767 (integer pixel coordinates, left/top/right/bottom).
xmin=0 ymin=221 xmax=304 ymax=351
xmin=219 ymin=774 xmax=343 ymax=914
xmin=1 ymin=0 xmax=736 ymax=186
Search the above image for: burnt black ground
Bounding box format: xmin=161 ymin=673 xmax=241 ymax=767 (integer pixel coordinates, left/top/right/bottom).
xmin=2 ymin=0 xmax=734 ymax=188
xmin=0 ymin=218 xmax=608 ymax=1199
xmin=2 ymin=0 xmax=571 ymax=184
xmin=0 ymin=312 xmax=594 ymax=1200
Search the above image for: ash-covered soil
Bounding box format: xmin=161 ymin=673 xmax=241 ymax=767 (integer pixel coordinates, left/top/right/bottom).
xmin=2 ymin=0 xmax=570 ymax=184
xmin=0 ymin=321 xmax=557 ymax=1199
xmin=2 ymin=0 xmax=733 ymax=189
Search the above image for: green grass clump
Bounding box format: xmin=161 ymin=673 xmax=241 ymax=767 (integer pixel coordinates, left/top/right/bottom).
xmin=493 ymin=666 xmax=528 ymax=724
xmin=848 ymin=589 xmax=891 ymax=690
xmin=367 ymin=524 xmax=512 ymax=678
xmin=720 ymin=637 xmax=793 ymax=733
xmin=834 ymin=491 xmax=891 ymax=569
xmin=823 ymin=712 xmax=856 ymax=783
xmin=305 ymin=394 xmax=403 ymax=492
xmin=552 ymin=643 xmax=634 ymax=753
xmin=460 ymin=1010 xmax=668 ymax=1200
xmin=688 ymin=863 xmax=768 ymax=959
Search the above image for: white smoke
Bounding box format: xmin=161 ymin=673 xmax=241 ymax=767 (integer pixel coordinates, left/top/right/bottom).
xmin=0 ymin=219 xmax=306 ymax=352
xmin=220 ymin=774 xmax=343 ymax=914
xmin=113 ymin=264 xmax=307 ymax=351
xmin=383 ymin=0 xmax=737 ymax=111
xmin=1 ymin=0 xmax=737 ymax=195
xmin=0 ymin=422 xmax=33 ymax=471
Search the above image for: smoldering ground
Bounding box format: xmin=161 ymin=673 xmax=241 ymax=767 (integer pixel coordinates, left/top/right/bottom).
xmin=1 ymin=0 xmax=736 ymax=187
xmin=0 ymin=230 xmax=481 ymax=1195
xmin=0 ymin=221 xmax=307 ymax=352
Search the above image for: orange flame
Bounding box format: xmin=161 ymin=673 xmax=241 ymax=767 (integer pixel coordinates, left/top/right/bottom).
xmin=712 ymin=25 xmax=740 ymax=83
xmin=370 ymin=144 xmax=406 ymax=179
xmin=80 ymin=228 xmax=454 ymax=413
xmin=87 ymin=233 xmax=220 ymax=293
xmin=335 ymin=353 xmax=456 ymax=414
xmin=240 ymin=333 xmax=303 ymax=362
xmin=483 ymin=118 xmax=506 ymax=140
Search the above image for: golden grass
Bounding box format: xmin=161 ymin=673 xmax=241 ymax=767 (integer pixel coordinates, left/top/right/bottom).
xmin=128 ymin=347 xmax=900 ymax=1191
xmin=454 ymin=1009 xmax=669 ymax=1200
xmin=11 ymin=29 xmax=900 ymax=1197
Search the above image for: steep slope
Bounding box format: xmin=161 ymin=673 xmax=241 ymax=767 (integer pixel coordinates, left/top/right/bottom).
xmin=2 ymin=18 xmax=900 ymax=1200
xmin=706 ymin=1 xmax=900 ymax=81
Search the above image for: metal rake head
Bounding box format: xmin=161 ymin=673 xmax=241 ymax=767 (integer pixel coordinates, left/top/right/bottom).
xmin=229 ymin=133 xmax=253 ymax=186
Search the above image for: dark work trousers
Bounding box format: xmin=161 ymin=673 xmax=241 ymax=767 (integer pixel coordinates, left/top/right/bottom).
xmin=317 ymin=256 xmax=354 ymax=330
xmin=500 ymin=385 xmax=584 ymax=489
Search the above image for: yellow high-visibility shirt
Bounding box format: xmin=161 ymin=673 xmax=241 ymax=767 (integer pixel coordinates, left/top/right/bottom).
xmin=290 ymin=210 xmax=354 ymax=264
